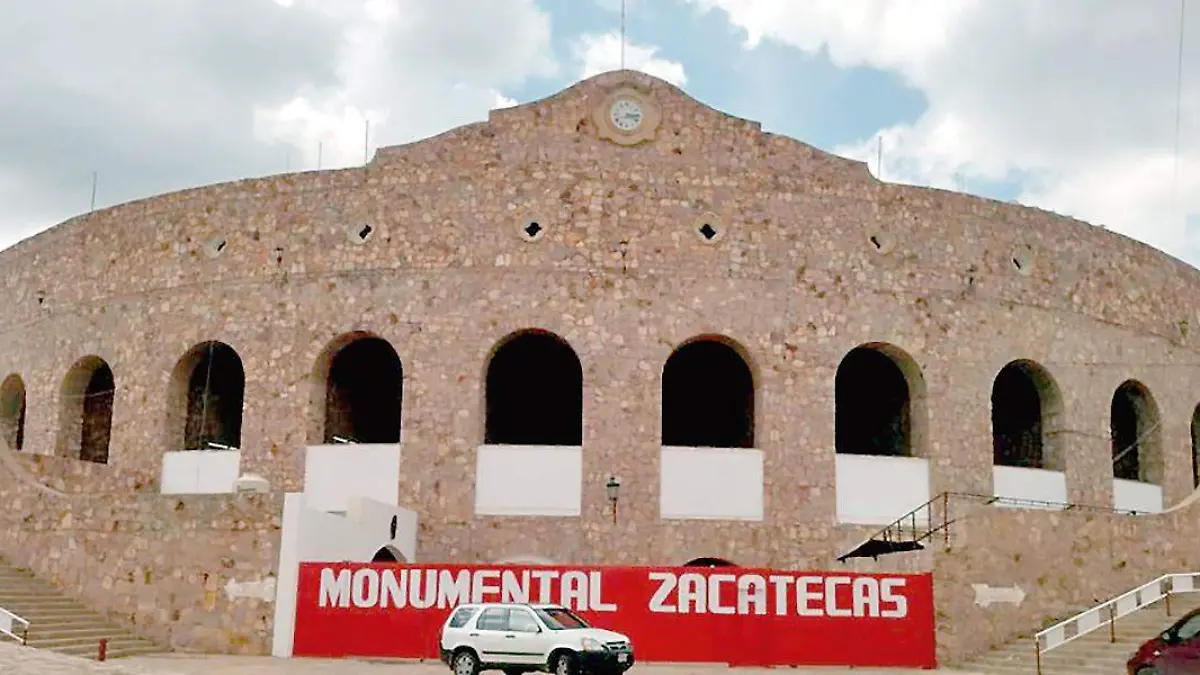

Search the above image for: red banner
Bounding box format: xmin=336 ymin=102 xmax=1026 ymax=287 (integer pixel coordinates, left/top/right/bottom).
xmin=292 ymin=562 xmax=936 ymax=669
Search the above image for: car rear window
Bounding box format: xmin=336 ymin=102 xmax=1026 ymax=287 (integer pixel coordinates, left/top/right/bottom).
xmin=447 ymin=606 xmax=478 ymax=628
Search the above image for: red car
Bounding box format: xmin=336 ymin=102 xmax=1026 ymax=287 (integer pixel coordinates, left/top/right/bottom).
xmin=1128 ymin=607 xmax=1200 ymax=674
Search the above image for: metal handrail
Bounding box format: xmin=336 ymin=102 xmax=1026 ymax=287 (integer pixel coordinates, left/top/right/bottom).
xmin=0 ymin=605 xmax=29 ymax=645
xmin=836 ymin=491 xmax=1148 ymax=562
xmin=1033 ymin=572 xmax=1200 ymax=674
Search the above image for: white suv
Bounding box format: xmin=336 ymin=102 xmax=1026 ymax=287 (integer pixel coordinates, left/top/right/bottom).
xmin=438 ymin=603 xmax=635 ymax=675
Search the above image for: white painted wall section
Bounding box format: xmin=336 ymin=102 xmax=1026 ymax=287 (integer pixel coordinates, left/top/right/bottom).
xmin=659 ymin=446 xmax=763 ymax=521
xmin=271 ymin=492 xmax=419 ymax=658
xmin=835 ymin=454 xmax=930 ymax=525
xmin=160 ymin=450 xmax=241 ymax=494
xmin=992 ymin=466 xmax=1068 ymax=508
xmin=474 ymin=445 xmax=582 ymax=517
xmin=1113 ymin=479 xmax=1164 ymax=514
xmin=303 ymin=444 xmax=400 ymax=512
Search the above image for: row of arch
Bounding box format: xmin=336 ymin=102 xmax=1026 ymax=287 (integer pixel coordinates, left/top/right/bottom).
xmin=1 ymin=330 xmax=1196 ymax=488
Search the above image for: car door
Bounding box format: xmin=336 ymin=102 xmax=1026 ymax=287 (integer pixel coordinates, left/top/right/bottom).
xmin=1159 ymin=613 xmax=1200 ymax=674
xmin=472 ymin=607 xmax=513 ymax=665
xmin=504 ymin=607 xmax=551 ymax=666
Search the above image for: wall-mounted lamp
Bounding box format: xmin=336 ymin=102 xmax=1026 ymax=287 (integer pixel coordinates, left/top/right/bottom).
xmin=605 ymin=475 xmax=621 ymax=524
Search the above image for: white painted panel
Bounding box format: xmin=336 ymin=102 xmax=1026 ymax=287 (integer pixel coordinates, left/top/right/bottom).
xmin=659 ymin=446 xmax=763 ymax=521
xmin=303 ymin=444 xmax=400 ymax=513
xmin=1113 ymin=479 xmax=1163 ymax=513
xmin=992 ymin=465 xmax=1067 ymax=508
xmin=271 ymin=492 xmax=420 ymax=657
xmin=474 ymin=445 xmax=581 ymax=517
xmin=160 ymin=450 xmax=241 ymax=495
xmin=835 ymin=454 xmax=930 ymax=525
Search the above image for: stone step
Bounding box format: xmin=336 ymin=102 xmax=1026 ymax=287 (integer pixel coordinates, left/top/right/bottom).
xmin=959 ymin=599 xmax=1187 ymax=675
xmin=0 ymin=555 xmax=166 ymax=660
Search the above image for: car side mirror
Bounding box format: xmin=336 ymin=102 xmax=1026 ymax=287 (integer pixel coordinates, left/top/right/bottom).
xmin=1163 ymin=631 xmax=1178 ymax=644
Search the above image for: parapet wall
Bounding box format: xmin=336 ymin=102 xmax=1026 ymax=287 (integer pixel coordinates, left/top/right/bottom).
xmin=0 ymin=453 xmax=281 ymax=654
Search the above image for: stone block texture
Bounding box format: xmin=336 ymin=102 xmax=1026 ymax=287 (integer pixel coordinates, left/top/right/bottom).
xmin=0 ymin=70 xmax=1198 ymax=662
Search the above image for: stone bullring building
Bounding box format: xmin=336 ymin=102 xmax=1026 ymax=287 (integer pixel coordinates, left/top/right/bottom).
xmin=1 ymin=70 xmax=1199 ymax=665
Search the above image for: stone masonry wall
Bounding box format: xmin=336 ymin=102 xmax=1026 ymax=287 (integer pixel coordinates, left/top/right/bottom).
xmin=0 ymin=69 xmax=1197 ymax=656
xmin=933 ymin=498 xmax=1200 ymax=665
xmin=0 ymin=453 xmax=281 ymax=654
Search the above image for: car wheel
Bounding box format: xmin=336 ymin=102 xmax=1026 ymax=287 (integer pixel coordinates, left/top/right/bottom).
xmin=452 ymin=649 xmax=480 ymax=675
xmin=552 ymin=652 xmax=577 ymax=675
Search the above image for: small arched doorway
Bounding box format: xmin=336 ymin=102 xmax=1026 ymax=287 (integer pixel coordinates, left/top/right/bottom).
xmin=370 ymin=545 xmax=406 ymax=563
xmin=682 ymin=557 xmax=737 ymax=567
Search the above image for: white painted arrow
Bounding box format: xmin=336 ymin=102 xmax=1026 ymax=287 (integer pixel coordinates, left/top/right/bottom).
xmin=224 ymin=576 xmax=277 ymax=603
xmin=971 ymin=583 xmax=1027 ymax=608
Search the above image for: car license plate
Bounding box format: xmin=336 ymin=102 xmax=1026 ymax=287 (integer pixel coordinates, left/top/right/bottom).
xmin=617 ymin=653 xmax=628 ymax=663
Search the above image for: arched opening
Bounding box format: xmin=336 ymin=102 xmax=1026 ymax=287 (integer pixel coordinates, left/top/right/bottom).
xmin=58 ymin=356 xmax=115 ymax=464
xmin=167 ymin=341 xmax=245 ymax=451
xmin=834 ymin=343 xmax=925 ymax=457
xmin=485 ymin=330 xmax=582 ymax=445
xmin=314 ymin=334 xmax=403 ymax=444
xmin=991 ymin=360 xmax=1063 ymax=470
xmin=682 ymin=557 xmax=737 ymax=567
xmin=1191 ymin=404 xmax=1200 ymax=488
xmin=0 ymin=374 xmax=26 ymax=451
xmin=370 ymin=545 xmax=406 ymax=563
xmin=661 ymin=337 xmax=755 ymax=448
xmin=1110 ymin=379 xmax=1161 ymax=483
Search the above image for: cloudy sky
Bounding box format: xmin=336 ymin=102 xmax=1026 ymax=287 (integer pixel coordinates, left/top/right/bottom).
xmin=3 ymin=0 xmax=1200 ymax=268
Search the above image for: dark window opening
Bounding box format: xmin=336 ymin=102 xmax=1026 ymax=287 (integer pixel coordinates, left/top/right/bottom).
xmin=325 ymin=337 xmax=403 ymax=444
xmin=991 ymin=362 xmax=1044 ymax=468
xmin=1111 ymin=380 xmax=1154 ymax=482
xmin=683 ymin=557 xmax=737 ymax=567
xmin=661 ymin=339 xmax=754 ymax=448
xmin=0 ymin=374 xmax=26 ymax=451
xmin=60 ymin=359 xmax=116 ymax=465
xmin=835 ymin=347 xmax=911 ymax=456
xmin=485 ymin=331 xmax=582 ymax=445
xmin=180 ymin=342 xmax=245 ymax=450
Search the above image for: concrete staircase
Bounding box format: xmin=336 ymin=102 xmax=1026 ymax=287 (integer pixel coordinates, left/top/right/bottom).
xmin=0 ymin=557 xmax=163 ymax=659
xmin=960 ymin=599 xmax=1185 ymax=674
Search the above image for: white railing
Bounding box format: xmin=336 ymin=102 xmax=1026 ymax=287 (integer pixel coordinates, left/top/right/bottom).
xmin=1034 ymin=572 xmax=1200 ymax=674
xmin=0 ymin=606 xmax=29 ymax=644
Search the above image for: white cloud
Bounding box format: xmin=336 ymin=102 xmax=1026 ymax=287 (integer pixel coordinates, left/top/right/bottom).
xmin=0 ymin=0 xmax=556 ymax=245
xmin=253 ymin=0 xmax=556 ymax=171
xmin=687 ymin=0 xmax=1200 ymax=265
xmin=573 ymin=32 xmax=688 ymax=87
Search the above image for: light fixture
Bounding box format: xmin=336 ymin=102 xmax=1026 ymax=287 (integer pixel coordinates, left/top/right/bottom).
xmin=205 ymin=441 xmax=237 ymax=451
xmin=605 ymin=475 xmax=621 ymax=524
xmin=331 ymin=435 xmax=355 ymax=444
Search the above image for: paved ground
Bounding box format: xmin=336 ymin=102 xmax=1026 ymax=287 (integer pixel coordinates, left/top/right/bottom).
xmin=1 ymin=646 xmax=985 ymax=674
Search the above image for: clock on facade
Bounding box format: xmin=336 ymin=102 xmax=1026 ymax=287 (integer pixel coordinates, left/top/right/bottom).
xmin=608 ymin=97 xmax=644 ymax=133
xmin=593 ymin=86 xmax=660 ymax=146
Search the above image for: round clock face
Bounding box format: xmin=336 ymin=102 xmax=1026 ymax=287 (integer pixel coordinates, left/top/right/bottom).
xmin=609 ymin=97 xmax=644 ymax=132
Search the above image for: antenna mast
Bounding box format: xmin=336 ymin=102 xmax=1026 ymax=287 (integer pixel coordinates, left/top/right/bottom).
xmin=620 ymin=0 xmax=627 ymax=70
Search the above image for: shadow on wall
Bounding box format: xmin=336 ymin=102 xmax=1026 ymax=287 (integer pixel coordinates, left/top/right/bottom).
xmin=931 ymin=494 xmax=1200 ymax=666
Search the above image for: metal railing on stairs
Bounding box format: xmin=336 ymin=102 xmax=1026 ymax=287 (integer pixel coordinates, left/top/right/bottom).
xmin=0 ymin=605 xmax=29 ymax=645
xmin=1033 ymin=572 xmax=1200 ymax=674
xmin=836 ymin=491 xmax=1147 ymax=562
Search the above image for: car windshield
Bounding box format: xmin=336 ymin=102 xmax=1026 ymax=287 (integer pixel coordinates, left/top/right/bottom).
xmin=532 ymin=607 xmax=591 ymax=630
